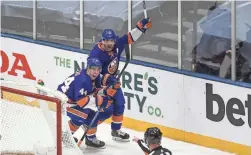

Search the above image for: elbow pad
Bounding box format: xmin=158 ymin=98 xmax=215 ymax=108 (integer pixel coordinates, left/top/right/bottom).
xmin=129 ymin=28 xmax=143 ymax=42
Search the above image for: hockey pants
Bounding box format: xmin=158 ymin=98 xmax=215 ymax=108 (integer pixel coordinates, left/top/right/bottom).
xmin=98 ymin=87 xmax=125 ymax=130
xmin=67 ymin=106 xmax=98 ymax=139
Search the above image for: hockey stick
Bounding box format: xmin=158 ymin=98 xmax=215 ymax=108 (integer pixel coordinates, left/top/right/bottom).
xmin=77 ymin=109 xmax=101 ymax=147
xmin=142 ymin=0 xmax=147 ymax=18
xmin=117 ymin=45 xmax=130 ymax=79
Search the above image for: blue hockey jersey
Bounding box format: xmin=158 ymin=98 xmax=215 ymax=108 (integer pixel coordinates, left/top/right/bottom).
xmin=88 ymin=34 xmax=132 ymax=76
xmin=57 ymin=69 xmax=101 ymax=102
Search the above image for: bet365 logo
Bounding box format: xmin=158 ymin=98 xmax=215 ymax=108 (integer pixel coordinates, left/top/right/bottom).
xmin=206 ymin=83 xmax=251 ymax=128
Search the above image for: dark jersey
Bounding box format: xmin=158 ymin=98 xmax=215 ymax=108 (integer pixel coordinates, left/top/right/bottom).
xmin=137 ymin=140 xmax=172 ymax=155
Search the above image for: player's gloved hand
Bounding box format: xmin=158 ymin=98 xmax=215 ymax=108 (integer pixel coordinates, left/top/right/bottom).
xmin=136 ymin=17 xmax=152 ymax=33
xmin=102 ymin=74 xmax=121 ymax=89
xmin=93 ymin=86 xmax=117 ymax=98
xmin=96 ymin=95 xmax=113 ymax=112
xmin=103 ymin=86 xmax=117 ymax=98
xmin=93 ymin=87 xmax=104 ymax=97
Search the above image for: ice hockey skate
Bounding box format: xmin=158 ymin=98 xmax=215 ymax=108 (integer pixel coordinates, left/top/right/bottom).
xmin=111 ymin=130 xmax=130 ymax=142
xmin=85 ymin=137 xmax=106 ymax=149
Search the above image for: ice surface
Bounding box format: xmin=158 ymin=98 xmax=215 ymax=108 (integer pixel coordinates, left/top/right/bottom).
xmin=78 ymin=123 xmax=235 ymax=155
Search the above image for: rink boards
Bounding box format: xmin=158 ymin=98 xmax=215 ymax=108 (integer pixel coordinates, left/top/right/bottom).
xmin=1 ymin=35 xmax=251 ymax=155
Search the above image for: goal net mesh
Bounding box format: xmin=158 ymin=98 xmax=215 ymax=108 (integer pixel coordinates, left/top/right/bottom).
xmin=0 ymin=81 xmax=83 ymax=155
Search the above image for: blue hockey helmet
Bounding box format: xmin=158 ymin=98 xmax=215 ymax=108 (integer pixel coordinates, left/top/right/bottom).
xmin=87 ymin=58 xmax=102 ymax=69
xmin=102 ymin=29 xmax=116 ymax=41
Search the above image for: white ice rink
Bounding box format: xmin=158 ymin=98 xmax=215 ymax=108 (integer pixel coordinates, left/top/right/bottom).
xmin=81 ymin=123 xmax=235 ymax=155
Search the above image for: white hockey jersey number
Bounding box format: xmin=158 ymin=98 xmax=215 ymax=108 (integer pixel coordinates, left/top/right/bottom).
xmin=61 ymin=77 xmax=74 ymax=93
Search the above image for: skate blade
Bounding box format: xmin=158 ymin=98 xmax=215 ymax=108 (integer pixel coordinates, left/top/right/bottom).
xmin=112 ymin=136 xmax=130 ymax=142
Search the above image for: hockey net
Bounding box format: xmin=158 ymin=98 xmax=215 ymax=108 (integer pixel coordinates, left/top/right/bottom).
xmin=0 ymin=80 xmax=83 ymax=155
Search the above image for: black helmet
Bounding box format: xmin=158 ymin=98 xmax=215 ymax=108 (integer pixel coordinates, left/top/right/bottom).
xmin=144 ymin=127 xmax=162 ymax=145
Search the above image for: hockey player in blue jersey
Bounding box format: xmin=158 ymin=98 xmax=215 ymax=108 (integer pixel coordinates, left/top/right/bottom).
xmin=57 ymin=58 xmax=111 ymax=148
xmin=88 ymin=17 xmax=152 ymax=141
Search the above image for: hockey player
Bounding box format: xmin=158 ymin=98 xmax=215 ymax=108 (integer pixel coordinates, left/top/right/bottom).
xmin=88 ymin=17 xmax=152 ymax=141
xmin=57 ymin=58 xmax=111 ymax=149
xmin=133 ymin=127 xmax=172 ymax=155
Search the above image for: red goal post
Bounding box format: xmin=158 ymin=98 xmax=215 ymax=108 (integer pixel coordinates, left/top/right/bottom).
xmin=0 ymin=80 xmax=83 ymax=155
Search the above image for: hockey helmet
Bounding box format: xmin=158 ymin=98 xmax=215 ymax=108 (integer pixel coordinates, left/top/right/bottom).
xmin=102 ymin=29 xmax=116 ymax=41
xmin=87 ymin=58 xmax=102 ymax=69
xmin=144 ymin=127 xmax=162 ymax=145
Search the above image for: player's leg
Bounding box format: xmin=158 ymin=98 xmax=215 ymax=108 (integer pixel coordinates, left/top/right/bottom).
xmin=97 ymin=88 xmax=130 ymax=141
xmin=84 ymin=109 xmax=106 ymax=149
xmin=111 ymin=88 xmax=130 ymax=141
xmin=67 ymin=106 xmax=86 ymax=134
xmin=67 ymin=106 xmax=105 ymax=148
xmin=97 ymin=103 xmax=114 ymax=125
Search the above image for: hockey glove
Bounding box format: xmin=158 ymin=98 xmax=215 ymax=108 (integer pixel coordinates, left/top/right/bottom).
xmin=93 ymin=87 xmax=104 ymax=97
xmin=102 ymin=74 xmax=121 ymax=89
xmin=96 ymin=95 xmax=113 ymax=112
xmin=136 ymin=17 xmax=152 ymax=33
xmin=104 ymin=86 xmax=117 ymax=97
xmin=94 ymin=86 xmax=117 ymax=98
